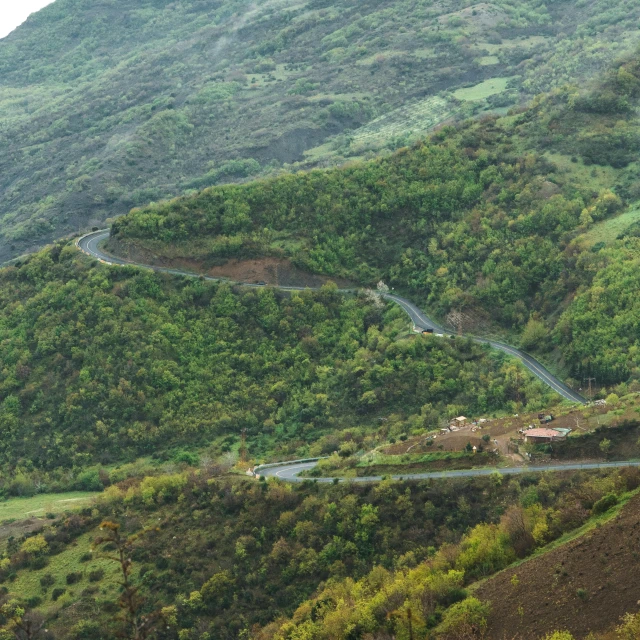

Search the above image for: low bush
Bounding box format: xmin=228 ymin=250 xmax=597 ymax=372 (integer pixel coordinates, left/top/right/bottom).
xmin=66 ymin=572 xmax=82 ymax=585
xmin=40 ymin=574 xmax=55 ymax=588
xmin=592 ymin=493 xmax=619 ymax=515
xmin=89 ymin=569 xmax=104 ymax=582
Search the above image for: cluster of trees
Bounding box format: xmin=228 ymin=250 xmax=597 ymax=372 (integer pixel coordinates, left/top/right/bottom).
xmin=554 ymin=239 xmax=640 ymax=384
xmin=3 ymin=466 xmax=638 ymax=638
xmin=0 ymin=242 xmax=551 ymax=473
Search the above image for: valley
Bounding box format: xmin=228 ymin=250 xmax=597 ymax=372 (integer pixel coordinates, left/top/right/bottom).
xmin=1 ymin=0 xmax=640 ymax=638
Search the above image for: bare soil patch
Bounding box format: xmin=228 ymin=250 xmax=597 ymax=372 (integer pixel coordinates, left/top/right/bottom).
xmin=380 ymin=406 xmax=618 ymax=462
xmin=383 ymin=434 xmax=489 ymax=455
xmin=205 ymin=257 xmax=353 ymax=289
xmin=477 ymin=493 xmax=640 ymax=639
xmin=106 ymin=238 xmax=353 ymax=289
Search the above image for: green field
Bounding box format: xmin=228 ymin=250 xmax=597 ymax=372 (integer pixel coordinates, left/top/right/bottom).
xmin=579 ymin=203 xmax=640 ymax=247
xmin=7 ymin=530 xmax=120 ymax=615
xmin=477 ymin=55 xmax=500 ymax=65
xmin=0 ymin=492 xmax=99 ymax=522
xmin=453 ymin=77 xmax=510 ymax=101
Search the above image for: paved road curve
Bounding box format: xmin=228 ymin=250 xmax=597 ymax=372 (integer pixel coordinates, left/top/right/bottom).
xmin=258 ymin=459 xmax=640 ymax=483
xmin=384 ymin=293 xmax=586 ymax=404
xmin=77 ymin=229 xmax=586 ymax=404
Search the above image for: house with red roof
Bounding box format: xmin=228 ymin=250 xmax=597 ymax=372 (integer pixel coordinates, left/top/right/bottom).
xmin=524 ymin=428 xmax=567 ymax=444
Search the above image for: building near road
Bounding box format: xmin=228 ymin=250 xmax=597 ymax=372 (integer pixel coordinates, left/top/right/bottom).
xmin=524 ymin=428 xmax=568 ymax=444
xmin=451 ymin=416 xmax=467 ymax=427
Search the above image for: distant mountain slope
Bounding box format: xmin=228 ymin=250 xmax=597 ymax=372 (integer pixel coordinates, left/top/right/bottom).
xmin=1 ymin=0 xmax=640 ymax=260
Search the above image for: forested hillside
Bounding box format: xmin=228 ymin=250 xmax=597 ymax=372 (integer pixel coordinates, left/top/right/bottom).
xmin=252 ymin=468 xmax=640 ymax=640
xmin=0 ymin=464 xmax=638 ymax=638
xmin=0 ymin=240 xmax=552 ymax=478
xmin=2 ymin=0 xmax=640 ymax=260
xmin=112 ymin=48 xmax=640 ymax=387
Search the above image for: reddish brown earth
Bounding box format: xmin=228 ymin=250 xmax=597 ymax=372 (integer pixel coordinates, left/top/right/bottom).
xmin=476 ymin=493 xmax=640 ymax=639
xmin=106 ymin=238 xmax=353 ymax=289
xmin=204 ymin=256 xmax=353 ymax=289
xmin=382 ymin=405 xmax=614 ymax=458
xmin=383 ymin=434 xmax=488 ymax=455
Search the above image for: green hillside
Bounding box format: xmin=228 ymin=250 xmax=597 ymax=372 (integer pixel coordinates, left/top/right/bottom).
xmin=2 ymin=4 xmax=640 ymax=639
xmin=112 ymin=49 xmax=640 ymax=386
xmin=2 ymin=0 xmax=640 ymax=260
xmin=252 ymin=470 xmax=640 ymax=640
xmin=0 ymin=462 xmax=637 ymax=638
xmin=0 ymin=241 xmax=553 ymax=476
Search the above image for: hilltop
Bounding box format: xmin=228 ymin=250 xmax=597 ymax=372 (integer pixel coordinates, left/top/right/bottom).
xmin=2 ymin=0 xmax=640 ymax=260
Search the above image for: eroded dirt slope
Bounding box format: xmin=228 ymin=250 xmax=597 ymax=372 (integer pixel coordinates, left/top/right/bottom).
xmin=106 ymin=237 xmax=353 ymax=289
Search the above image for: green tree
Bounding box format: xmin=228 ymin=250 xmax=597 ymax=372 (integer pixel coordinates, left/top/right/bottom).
xmin=434 ymin=597 xmax=490 ymax=639
xmin=520 ymin=318 xmax=547 ymax=351
xmin=599 ymin=438 xmax=612 ymax=457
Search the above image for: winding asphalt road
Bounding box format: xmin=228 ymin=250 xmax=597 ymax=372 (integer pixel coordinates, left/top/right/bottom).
xmin=77 ymin=229 xmax=586 ymax=404
xmin=384 ymin=293 xmax=586 ymax=404
xmin=258 ymin=459 xmax=640 ymax=483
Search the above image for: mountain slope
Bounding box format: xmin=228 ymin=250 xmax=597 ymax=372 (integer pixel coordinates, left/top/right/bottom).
xmin=0 ymin=464 xmax=636 ymax=639
xmin=110 ymin=48 xmax=640 ymax=388
xmin=476 ymin=489 xmax=640 ymax=639
xmin=2 ymin=0 xmax=640 ymax=260
xmin=249 ymin=468 xmax=640 ymax=640
xmin=0 ymin=240 xmax=554 ymax=474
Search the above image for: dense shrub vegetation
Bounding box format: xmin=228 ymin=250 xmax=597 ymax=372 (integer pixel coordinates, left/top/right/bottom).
xmin=1 ymin=466 xmax=638 ymax=639
xmin=113 ymin=132 xmax=594 ymax=330
xmin=115 ymin=49 xmax=640 ymax=386
xmin=0 ymin=243 xmax=552 ymax=473
xmin=555 ymin=240 xmax=640 ymax=383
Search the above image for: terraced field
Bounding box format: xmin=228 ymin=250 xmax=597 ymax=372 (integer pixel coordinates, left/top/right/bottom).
xmin=350 ymin=96 xmax=454 ymax=149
